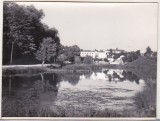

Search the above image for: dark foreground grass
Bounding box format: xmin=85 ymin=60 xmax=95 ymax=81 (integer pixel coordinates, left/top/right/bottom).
xmin=2 ymin=103 xmax=156 ymax=117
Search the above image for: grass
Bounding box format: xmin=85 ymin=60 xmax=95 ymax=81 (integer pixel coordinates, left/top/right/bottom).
xmin=133 ymin=78 xmax=156 ymax=117
xmin=126 ymin=56 xmax=157 ymax=68
xmin=2 ymin=64 xmax=60 ymax=76
xmin=2 ymin=66 xmax=46 ymax=75
xmin=2 ymin=103 xmax=156 ymax=117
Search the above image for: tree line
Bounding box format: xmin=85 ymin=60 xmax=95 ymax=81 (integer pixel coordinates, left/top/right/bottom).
xmin=3 ymin=2 xmax=82 ymax=66
xmin=112 ymin=47 xmax=157 ymax=63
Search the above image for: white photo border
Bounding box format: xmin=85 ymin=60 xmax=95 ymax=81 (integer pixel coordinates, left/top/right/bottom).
xmin=0 ymin=0 xmax=159 ymax=120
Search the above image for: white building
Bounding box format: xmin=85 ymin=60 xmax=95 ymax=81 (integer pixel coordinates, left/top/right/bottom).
xmin=80 ymin=50 xmax=97 ymax=58
xmin=80 ymin=49 xmax=125 ymax=64
xmin=80 ymin=50 xmax=107 ymax=59
xmin=97 ymin=51 xmax=107 ymax=59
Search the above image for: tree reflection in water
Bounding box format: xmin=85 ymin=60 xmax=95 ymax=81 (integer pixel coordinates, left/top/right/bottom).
xmin=2 ymin=73 xmax=62 ymax=117
xmin=103 ymin=69 xmax=140 ymax=84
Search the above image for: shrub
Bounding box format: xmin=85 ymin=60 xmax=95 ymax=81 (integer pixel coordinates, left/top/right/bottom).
xmin=104 ymin=58 xmax=109 ymax=62
xmin=83 ymin=56 xmax=93 ymax=64
xmin=74 ymin=56 xmax=81 ymax=64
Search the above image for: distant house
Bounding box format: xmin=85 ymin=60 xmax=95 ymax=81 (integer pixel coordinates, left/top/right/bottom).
xmin=80 ymin=50 xmax=107 ymax=60
xmin=80 ymin=50 xmax=97 ymax=58
xmin=80 ymin=48 xmax=126 ymax=64
xmin=97 ymin=51 xmax=107 ymax=60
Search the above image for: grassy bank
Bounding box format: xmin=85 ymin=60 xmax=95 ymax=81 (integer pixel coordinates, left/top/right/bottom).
xmin=2 ymin=56 xmax=157 ymax=76
xmin=124 ymin=56 xmax=157 ymax=79
xmin=126 ymin=56 xmax=157 ymax=68
xmin=2 ymin=64 xmax=60 ymax=76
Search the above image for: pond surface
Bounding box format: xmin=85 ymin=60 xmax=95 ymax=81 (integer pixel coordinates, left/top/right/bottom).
xmin=2 ymin=69 xmax=156 ymax=117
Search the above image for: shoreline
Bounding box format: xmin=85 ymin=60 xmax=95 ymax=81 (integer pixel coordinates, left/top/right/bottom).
xmin=2 ymin=63 xmax=156 ymax=78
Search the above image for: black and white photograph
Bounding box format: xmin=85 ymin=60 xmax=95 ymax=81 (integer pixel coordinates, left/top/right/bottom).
xmin=1 ymin=1 xmax=158 ymax=118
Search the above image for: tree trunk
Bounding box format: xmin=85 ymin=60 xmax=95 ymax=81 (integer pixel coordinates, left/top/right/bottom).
xmin=10 ymin=42 xmax=14 ymax=65
xmin=53 ymin=56 xmax=56 ymax=63
xmin=40 ymin=73 xmax=44 ymax=82
xmin=42 ymin=60 xmax=45 ymax=67
xmin=53 ymin=74 xmax=54 ymax=80
xmin=40 ymin=73 xmax=45 ymax=92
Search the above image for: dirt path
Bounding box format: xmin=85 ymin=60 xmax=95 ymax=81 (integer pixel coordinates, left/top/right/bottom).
xmin=2 ymin=64 xmax=51 ymax=68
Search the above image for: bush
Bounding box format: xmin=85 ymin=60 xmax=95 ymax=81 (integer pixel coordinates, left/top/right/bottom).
xmin=83 ymin=56 xmax=93 ymax=64
xmin=104 ymin=58 xmax=109 ymax=62
xmin=74 ymin=56 xmax=81 ymax=64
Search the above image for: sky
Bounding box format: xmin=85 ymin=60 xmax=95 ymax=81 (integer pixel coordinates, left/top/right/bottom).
xmin=17 ymin=2 xmax=158 ymax=52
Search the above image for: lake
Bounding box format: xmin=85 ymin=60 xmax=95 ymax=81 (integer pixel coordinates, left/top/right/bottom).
xmin=2 ymin=68 xmax=156 ymax=117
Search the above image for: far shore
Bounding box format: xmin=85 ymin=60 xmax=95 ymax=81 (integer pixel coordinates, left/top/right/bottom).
xmin=2 ymin=62 xmax=156 ymax=76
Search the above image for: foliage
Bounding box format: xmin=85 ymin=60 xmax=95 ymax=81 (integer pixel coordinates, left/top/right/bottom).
xmin=57 ymin=54 xmax=68 ymax=63
xmin=35 ymin=37 xmax=57 ymax=66
xmin=58 ymin=45 xmax=80 ymax=63
xmin=3 ymin=2 xmax=60 ymax=65
xmin=83 ymin=56 xmax=93 ymax=64
xmin=144 ymin=46 xmax=153 ymax=57
xmin=56 ymin=54 xmax=68 ymax=66
xmin=74 ymin=56 xmax=81 ymax=64
xmin=113 ymin=52 xmax=126 ymax=60
xmin=152 ymin=51 xmax=157 ymax=58
xmin=122 ymin=50 xmax=141 ymax=63
xmin=104 ymin=58 xmax=109 ymax=62
xmin=3 ymin=2 xmax=42 ymax=64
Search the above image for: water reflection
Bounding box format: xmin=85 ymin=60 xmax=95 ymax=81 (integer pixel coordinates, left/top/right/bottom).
xmin=2 ymin=69 xmax=147 ymax=117
xmin=103 ymin=69 xmax=140 ymax=84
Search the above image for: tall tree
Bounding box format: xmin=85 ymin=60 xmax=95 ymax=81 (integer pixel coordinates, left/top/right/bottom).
xmin=35 ymin=37 xmax=57 ymax=66
xmin=3 ymin=2 xmax=61 ymax=65
xmin=3 ymin=2 xmax=44 ymax=64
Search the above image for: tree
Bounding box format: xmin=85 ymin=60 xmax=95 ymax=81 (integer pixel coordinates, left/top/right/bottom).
xmin=3 ymin=2 xmax=44 ymax=64
xmin=104 ymin=58 xmax=109 ymax=62
xmin=3 ymin=2 xmax=60 ymax=65
xmin=83 ymin=56 xmax=93 ymax=64
xmin=35 ymin=37 xmax=57 ymax=66
xmin=144 ymin=46 xmax=153 ymax=57
xmin=122 ymin=50 xmax=141 ymax=63
xmin=109 ymin=49 xmax=113 ymax=57
xmin=56 ymin=54 xmax=68 ymax=65
xmin=152 ymin=52 xmax=157 ymax=57
xmin=135 ymin=50 xmax=141 ymax=56
xmin=74 ymin=56 xmax=81 ymax=64
xmin=58 ymin=45 xmax=80 ymax=62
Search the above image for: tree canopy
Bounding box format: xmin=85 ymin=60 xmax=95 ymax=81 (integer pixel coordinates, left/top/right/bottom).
xmin=144 ymin=46 xmax=153 ymax=57
xmin=57 ymin=45 xmax=80 ymax=63
xmin=35 ymin=37 xmax=57 ymax=66
xmin=3 ymin=2 xmax=60 ymax=65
